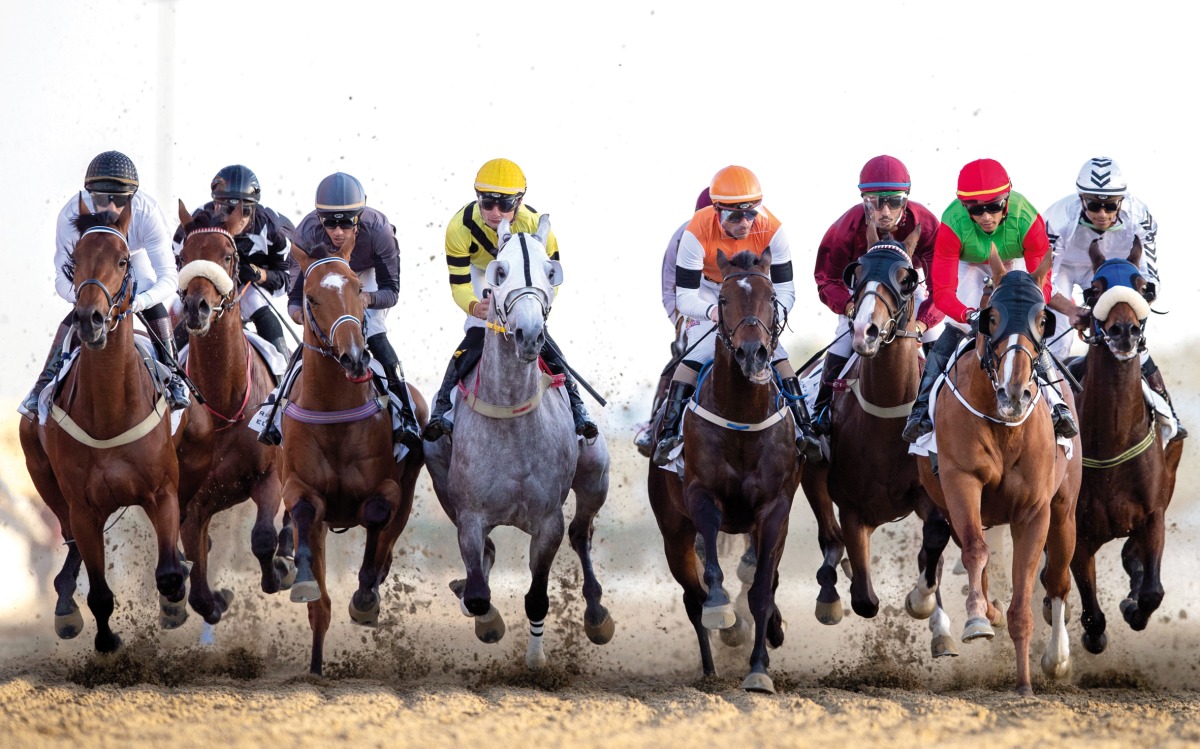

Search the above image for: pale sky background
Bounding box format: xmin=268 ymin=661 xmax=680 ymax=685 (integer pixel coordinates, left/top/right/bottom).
xmin=1 ymin=0 xmax=1196 ymax=429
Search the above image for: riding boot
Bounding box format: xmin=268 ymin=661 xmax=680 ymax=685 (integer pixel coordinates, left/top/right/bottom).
xmin=902 ymin=326 xmax=966 ymax=444
xmin=20 ymin=321 xmax=73 ymax=420
xmin=256 ymin=347 xmax=301 ymax=446
xmin=812 ymin=352 xmax=850 ymax=436
xmin=1143 ymin=359 xmax=1187 ymax=440
xmin=781 ymin=376 xmax=823 ymax=463
xmin=147 ymin=314 xmax=190 ymax=411
xmin=563 ymin=375 xmax=599 ymax=439
xmin=250 ymin=306 xmax=289 ymax=357
xmin=383 ymin=363 xmax=422 ymax=451
xmin=652 ymin=381 xmax=695 ymax=466
xmin=1035 ymin=351 xmax=1079 ymax=439
xmin=422 ymin=356 xmax=460 ymax=442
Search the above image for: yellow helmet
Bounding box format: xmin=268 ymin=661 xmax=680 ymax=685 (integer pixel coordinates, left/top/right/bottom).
xmin=709 ymin=165 xmax=763 ymax=207
xmin=474 ymin=158 xmax=527 ymax=196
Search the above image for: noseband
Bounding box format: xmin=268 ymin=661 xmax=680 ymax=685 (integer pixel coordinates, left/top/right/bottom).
xmin=490 ymin=234 xmax=551 ymax=333
xmin=716 ymin=271 xmax=784 ymax=352
xmin=179 ymin=226 xmax=242 ymax=318
xmin=75 ymin=226 xmax=136 ymax=331
xmin=302 ymin=256 xmax=369 ymax=377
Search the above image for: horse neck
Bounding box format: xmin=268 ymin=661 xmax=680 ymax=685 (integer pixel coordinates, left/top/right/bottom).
xmin=72 ymin=320 xmax=151 ymax=422
xmin=477 ymin=326 xmax=540 ymax=404
xmin=298 ymin=335 xmax=372 ymax=410
xmin=188 ymin=311 xmax=248 ymax=410
xmin=1081 ymin=344 xmax=1149 ymax=442
xmin=706 ymin=341 xmax=774 ymax=421
xmin=858 ymin=335 xmax=921 ymax=405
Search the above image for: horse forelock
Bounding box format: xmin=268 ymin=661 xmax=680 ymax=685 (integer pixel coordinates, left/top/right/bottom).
xmin=185 ymin=205 xmax=229 ymax=233
xmin=72 ymin=210 xmax=121 ymax=235
xmin=726 ymin=250 xmax=767 ymax=273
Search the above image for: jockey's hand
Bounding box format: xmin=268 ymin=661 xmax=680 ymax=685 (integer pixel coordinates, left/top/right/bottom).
xmin=129 ymin=297 xmax=145 ymax=314
xmin=472 ymin=295 xmax=492 ymax=320
xmin=844 ymin=300 xmax=856 ymax=318
xmin=290 ymin=308 xmax=302 ymax=325
xmin=360 ymin=291 xmax=375 ymax=309
xmin=965 ymin=309 xmax=980 ymax=333
xmin=708 ymin=306 xmax=719 ymax=323
xmin=237 ymin=262 xmax=260 ymax=286
xmin=1068 ymin=305 xmax=1090 ymax=330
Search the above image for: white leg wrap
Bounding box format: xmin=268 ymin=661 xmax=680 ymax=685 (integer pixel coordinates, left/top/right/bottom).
xmin=526 ymin=619 xmax=547 ymax=670
xmin=929 ymin=606 xmax=951 ymax=638
xmin=1041 ymin=597 xmax=1072 ymax=680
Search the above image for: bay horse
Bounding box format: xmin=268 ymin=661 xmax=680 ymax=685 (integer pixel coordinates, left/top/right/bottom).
xmin=646 ymin=249 xmax=800 ymax=694
xmin=18 ymin=200 xmax=211 ymax=652
xmin=281 ymin=236 xmax=426 ymax=676
xmin=800 ymin=231 xmax=958 ymax=658
xmin=424 ymin=214 xmax=615 ymax=670
xmin=1072 ymin=238 xmax=1184 ymax=653
xmin=175 ymin=201 xmax=294 ymax=628
xmin=916 ymin=248 xmax=1081 ymax=695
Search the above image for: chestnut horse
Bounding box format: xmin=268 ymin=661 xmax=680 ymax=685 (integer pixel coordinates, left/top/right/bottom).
xmin=800 ymin=232 xmax=957 ymax=658
xmin=916 ymin=249 xmax=1081 ymax=695
xmin=175 ymin=202 xmax=294 ymax=628
xmin=281 ymin=238 xmax=426 ymax=675
xmin=647 ymin=249 xmax=800 ymax=694
xmin=18 ymin=202 xmax=211 ymax=652
xmin=1072 ymin=238 xmax=1184 ymax=653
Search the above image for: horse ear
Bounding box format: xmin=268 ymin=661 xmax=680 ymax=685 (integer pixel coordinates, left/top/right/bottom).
xmin=497 ymin=218 xmax=512 ymax=247
xmin=865 ymin=215 xmax=879 ymax=247
xmin=336 ymin=229 xmax=357 ymax=260
xmin=1128 ymin=235 xmax=1143 ymax=268
xmin=759 ymin=247 xmax=772 ymax=269
xmin=115 ymin=200 xmax=134 ymax=235
xmin=291 ymin=243 xmax=314 ymax=275
xmin=536 ymin=213 xmax=551 ymax=245
xmin=716 ymin=249 xmax=731 ymax=275
xmin=546 ymin=259 xmax=564 ymax=287
xmin=78 ymin=192 xmax=90 ymax=217
xmin=987 ymin=242 xmax=1005 ymax=283
xmin=903 ymin=224 xmax=921 ymax=256
xmin=178 ymin=199 xmax=191 ymax=227
xmin=1087 ymin=238 xmax=1105 ymax=272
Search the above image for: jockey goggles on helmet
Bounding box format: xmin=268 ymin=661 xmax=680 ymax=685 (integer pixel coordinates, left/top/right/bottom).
xmin=477 ymin=192 xmax=521 ymax=212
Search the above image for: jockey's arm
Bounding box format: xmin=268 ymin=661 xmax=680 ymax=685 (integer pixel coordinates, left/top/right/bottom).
xmin=131 ymin=199 xmax=180 ymax=312
xmin=912 ymin=219 xmax=946 ymax=330
xmin=444 ymin=220 xmax=478 ymax=316
xmin=931 ymin=223 xmax=971 ymax=324
xmin=256 ymin=209 xmax=294 ymax=294
xmin=766 ymin=225 xmax=796 ymax=313
xmin=813 ymin=222 xmax=853 ymax=316
xmin=674 ymin=229 xmax=714 ymax=321
xmin=660 ymin=223 xmax=686 ymax=324
xmin=366 ymin=223 xmax=400 ymax=310
xmin=1020 ymin=214 xmax=1053 ymax=302
xmin=1132 ymin=199 xmax=1161 ymax=289
xmin=53 ymin=199 xmax=80 ymax=303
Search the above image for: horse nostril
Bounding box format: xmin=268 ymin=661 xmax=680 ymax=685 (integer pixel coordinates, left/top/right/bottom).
xmin=359 ymin=351 xmax=371 ymax=371
xmin=199 ymin=298 xmax=210 ymax=315
xmin=91 ymin=310 xmax=105 ymax=328
xmin=866 ymin=324 xmax=879 ymax=339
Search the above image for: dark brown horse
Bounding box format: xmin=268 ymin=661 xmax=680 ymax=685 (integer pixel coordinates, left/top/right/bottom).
xmin=800 ymin=231 xmax=957 ymax=658
xmin=916 ymin=248 xmax=1081 ymax=695
xmin=175 ymin=201 xmax=294 ymax=628
xmin=281 ymin=237 xmax=427 ymax=675
xmin=647 ymin=249 xmax=800 ymax=693
xmin=1072 ymin=238 xmax=1184 ymax=653
xmin=19 ymin=201 xmax=212 ymax=652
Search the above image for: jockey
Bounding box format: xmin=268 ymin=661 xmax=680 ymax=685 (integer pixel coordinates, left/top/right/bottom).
xmin=21 ymin=150 xmax=187 ymax=420
xmin=173 ymin=164 xmax=295 ymax=356
xmin=422 ymin=158 xmax=598 ymax=442
xmin=902 ymin=158 xmax=1079 ymax=443
xmin=811 ymin=155 xmax=944 ymax=435
xmin=633 ymin=186 xmax=713 ymax=457
xmin=279 ymin=172 xmax=421 ymax=450
xmin=651 ymin=165 xmax=819 ymax=466
xmin=1044 ymin=157 xmax=1185 ymax=440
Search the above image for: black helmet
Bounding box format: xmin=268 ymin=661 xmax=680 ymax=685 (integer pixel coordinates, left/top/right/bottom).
xmin=211 ymin=164 xmax=261 ymax=204
xmin=84 ymin=151 xmax=139 ymax=194
xmin=315 ymin=172 xmax=367 ymax=220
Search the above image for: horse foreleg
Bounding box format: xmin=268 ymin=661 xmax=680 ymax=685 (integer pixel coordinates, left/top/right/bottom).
xmin=178 ymin=509 xmax=216 ymax=627
xmin=569 ymin=474 xmax=615 ymax=646
xmin=649 ymin=472 xmax=714 ymax=676
xmin=305 ymin=522 xmax=331 ymax=676
xmin=908 ymin=503 xmax=952 ymax=621
xmin=1009 ymin=504 xmax=1051 ymax=696
xmin=276 ymin=509 xmax=296 ymax=590
xmin=70 ymin=507 xmax=119 ymax=653
xmin=52 ymin=540 xmax=84 ymax=639
xmin=1040 ymin=479 xmax=1076 ymax=680
xmin=1123 ymin=511 xmax=1166 ymax=631
xmin=149 ymin=488 xmax=186 ymax=603
xmin=801 ymin=467 xmax=845 ymax=625
xmin=524 ymin=511 xmax=565 ymax=670
xmin=842 ymin=511 xmax=878 ymax=618
xmin=1071 ymin=541 xmax=1107 ymax=653
xmin=742 ymin=499 xmax=791 ymax=694
xmin=249 ymin=470 xmax=285 ymax=595
xmin=684 ymin=484 xmax=732 ymax=630
xmin=350 ymin=480 xmax=403 ymax=627
xmin=938 ymin=472 xmax=993 ymax=642
xmin=286 ymin=491 xmax=325 ymax=604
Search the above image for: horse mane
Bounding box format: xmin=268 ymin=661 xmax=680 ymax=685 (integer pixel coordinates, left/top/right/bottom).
xmin=184 ymin=205 xmax=230 ymax=233
xmin=64 ymin=210 xmax=124 ymax=285
xmin=727 ymin=250 xmax=768 ymax=272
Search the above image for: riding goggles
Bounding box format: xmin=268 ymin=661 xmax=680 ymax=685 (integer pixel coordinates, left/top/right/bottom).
xmin=862 ymin=193 xmax=907 ymax=210
xmin=321 ymin=214 xmax=359 ymax=229
xmin=965 ymin=199 xmax=1007 ymax=216
xmin=719 ymin=207 xmax=760 ymax=223
xmin=89 ymin=191 xmax=132 ymax=209
xmin=477 ymin=193 xmax=521 ymax=212
xmin=1084 ymin=198 xmax=1123 ymax=214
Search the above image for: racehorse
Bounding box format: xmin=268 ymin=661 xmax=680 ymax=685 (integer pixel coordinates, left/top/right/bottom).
xmin=646 ymin=249 xmax=801 ymax=694
xmin=916 ymin=248 xmax=1081 ymax=695
xmin=280 ymin=235 xmax=426 ymax=676
xmin=175 ymin=202 xmax=295 ymax=628
xmin=800 ymin=231 xmax=958 ymax=658
xmin=18 ymin=201 xmax=211 ymax=652
xmin=424 ymin=214 xmax=615 ymax=670
xmin=1071 ymin=238 xmax=1184 ymax=654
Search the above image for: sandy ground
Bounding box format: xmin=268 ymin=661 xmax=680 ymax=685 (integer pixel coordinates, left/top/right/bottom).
xmin=1 ymin=365 xmax=1198 ymax=748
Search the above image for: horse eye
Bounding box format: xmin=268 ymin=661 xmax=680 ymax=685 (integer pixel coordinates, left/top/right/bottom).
xmin=305 ymin=295 xmax=317 ymax=306
xmin=118 ymin=258 xmax=128 ymax=268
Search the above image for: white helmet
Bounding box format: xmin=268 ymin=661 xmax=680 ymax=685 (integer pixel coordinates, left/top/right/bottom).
xmin=1075 ymin=157 xmax=1127 ymax=197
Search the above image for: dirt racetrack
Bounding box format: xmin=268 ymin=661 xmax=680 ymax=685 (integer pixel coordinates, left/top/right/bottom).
xmin=1 ymin=372 xmax=1198 ymax=748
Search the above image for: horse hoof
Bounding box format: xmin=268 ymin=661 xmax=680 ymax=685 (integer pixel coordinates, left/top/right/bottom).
xmin=962 ymin=617 xmax=995 ymax=643
xmin=1041 ymin=653 xmax=1072 ymax=681
xmin=1016 ymin=684 xmax=1035 ymax=698
xmin=1082 ymin=630 xmax=1108 ymax=655
xmin=931 ymin=633 xmax=959 ymax=658
xmin=815 ymin=598 xmax=844 ymax=626
xmin=701 ymin=603 xmax=736 ymax=630
xmin=736 ymin=558 xmax=757 ymax=585
xmin=159 ymin=594 xmax=189 ymax=630
xmin=584 ymin=612 xmax=616 ymax=645
xmin=349 ymin=596 xmax=379 ymax=627
xmin=475 ymin=606 xmax=506 ymax=644
xmin=96 ymin=633 xmax=123 ymax=654
xmin=274 ymin=557 xmax=297 ymax=591
xmin=290 ymin=580 xmax=321 ymax=603
xmin=741 ymin=671 xmax=775 ymax=694
xmin=54 ymin=605 xmax=84 ymax=640
xmin=718 ymin=618 xmax=749 ymax=648
xmin=526 ymin=644 xmax=547 ymax=671
xmin=905 ymin=588 xmax=936 ymax=620
xmin=217 ymin=588 xmax=234 ymax=612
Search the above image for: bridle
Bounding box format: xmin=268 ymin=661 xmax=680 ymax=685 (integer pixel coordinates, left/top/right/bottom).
xmin=75 ymin=226 xmax=136 ymax=331
xmin=844 ymin=249 xmax=921 ymax=346
xmin=179 ymin=226 xmax=242 ymax=319
xmin=301 ymin=256 xmax=370 ymax=380
xmin=716 ymin=270 xmax=785 ymax=352
xmin=490 ymin=233 xmax=552 ymax=333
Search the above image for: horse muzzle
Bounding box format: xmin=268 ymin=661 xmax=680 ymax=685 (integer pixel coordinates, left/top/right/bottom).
xmin=994 ymin=384 xmax=1036 ymax=422
xmin=852 ymin=320 xmax=883 ymax=358
xmin=182 ymin=290 xmax=214 ymax=337
xmin=511 ymin=322 xmax=545 ymax=363
xmin=338 ymin=347 xmax=372 ymax=381
xmin=74 ymin=307 xmax=109 ymax=349
xmin=735 ymin=340 xmax=772 ymax=384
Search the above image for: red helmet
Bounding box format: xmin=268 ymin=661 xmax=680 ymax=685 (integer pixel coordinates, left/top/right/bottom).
xmin=695 ymin=187 xmax=712 ymax=211
xmin=957 ymin=159 xmax=1011 ymax=202
xmin=858 ymin=155 xmax=911 ymax=193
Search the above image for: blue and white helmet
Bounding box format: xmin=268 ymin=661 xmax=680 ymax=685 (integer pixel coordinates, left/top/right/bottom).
xmin=1075 ymin=157 xmax=1128 ymax=197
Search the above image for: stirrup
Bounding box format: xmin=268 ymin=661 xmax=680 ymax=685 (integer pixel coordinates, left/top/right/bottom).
xmin=257 ymin=423 xmax=282 ymax=446
xmin=1051 ymin=405 xmax=1078 ymax=439
xmin=166 ymin=379 xmax=189 ymax=412
xmin=901 ymin=413 xmax=932 ymax=444
xmin=422 ymin=416 xmax=453 ymax=442
xmin=574 ymin=412 xmax=599 ymax=440
xmin=634 ymin=427 xmax=654 ymax=457
xmin=652 ymin=434 xmax=682 ymax=466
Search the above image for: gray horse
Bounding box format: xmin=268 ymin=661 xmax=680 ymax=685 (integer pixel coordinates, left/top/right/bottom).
xmin=425 ymin=214 xmax=615 ymax=669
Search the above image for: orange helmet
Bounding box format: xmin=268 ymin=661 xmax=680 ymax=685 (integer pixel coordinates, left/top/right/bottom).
xmin=709 ymin=165 xmax=762 ymax=208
